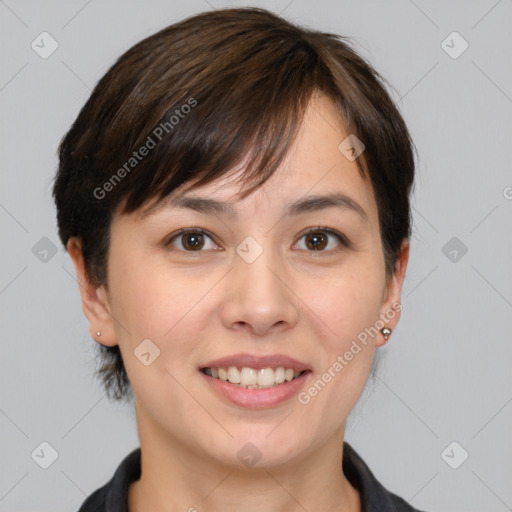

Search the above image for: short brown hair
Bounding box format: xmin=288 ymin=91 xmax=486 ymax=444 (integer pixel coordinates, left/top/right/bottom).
xmin=53 ymin=7 xmax=416 ymax=401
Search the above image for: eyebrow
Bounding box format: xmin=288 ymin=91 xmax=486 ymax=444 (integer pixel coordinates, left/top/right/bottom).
xmin=142 ymin=193 xmax=368 ymax=222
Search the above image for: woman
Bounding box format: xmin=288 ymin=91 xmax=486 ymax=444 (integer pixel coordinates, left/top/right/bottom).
xmin=53 ymin=7 xmax=422 ymax=511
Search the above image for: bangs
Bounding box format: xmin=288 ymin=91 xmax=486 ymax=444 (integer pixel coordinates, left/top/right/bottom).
xmin=86 ymin=14 xmax=348 ymax=214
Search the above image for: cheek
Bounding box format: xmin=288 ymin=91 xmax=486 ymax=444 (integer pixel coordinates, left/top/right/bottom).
xmin=107 ymin=253 xmax=217 ymax=397
xmin=304 ymin=263 xmax=384 ymax=404
xmin=318 ymin=262 xmax=384 ymax=347
xmin=107 ymin=251 xmax=196 ymax=340
xmin=109 ymin=259 xmax=208 ymax=413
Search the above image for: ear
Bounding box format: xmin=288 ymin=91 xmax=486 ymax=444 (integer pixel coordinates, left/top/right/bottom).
xmin=376 ymin=239 xmax=410 ymax=347
xmin=67 ymin=237 xmax=117 ymax=347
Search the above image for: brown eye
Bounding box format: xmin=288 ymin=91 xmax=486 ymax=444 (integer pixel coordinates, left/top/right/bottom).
xmin=181 ymin=232 xmax=205 ymax=251
xmin=166 ymin=229 xmax=217 ymax=252
xmin=305 ymin=232 xmax=328 ymax=251
xmin=296 ymin=228 xmax=348 ymax=252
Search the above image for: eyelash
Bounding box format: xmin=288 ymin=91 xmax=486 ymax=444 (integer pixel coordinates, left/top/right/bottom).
xmin=164 ymin=226 xmax=350 ymax=253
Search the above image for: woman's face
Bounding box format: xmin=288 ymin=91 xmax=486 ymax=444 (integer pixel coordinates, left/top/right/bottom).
xmin=80 ymin=95 xmax=408 ymax=469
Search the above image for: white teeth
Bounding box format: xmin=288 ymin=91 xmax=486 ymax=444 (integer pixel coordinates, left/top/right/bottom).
xmin=274 ymin=367 xmax=285 ymax=384
xmin=240 ymin=367 xmax=257 ymax=387
xmin=227 ymin=366 xmax=240 ymax=384
xmin=257 ymin=368 xmax=275 ymax=387
xmin=204 ymin=366 xmax=304 ymax=388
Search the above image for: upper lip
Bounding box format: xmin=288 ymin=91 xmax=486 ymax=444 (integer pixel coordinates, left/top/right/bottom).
xmin=200 ymin=353 xmax=311 ymax=372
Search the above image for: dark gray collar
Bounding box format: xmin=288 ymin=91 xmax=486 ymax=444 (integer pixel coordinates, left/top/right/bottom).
xmin=78 ymin=443 xmax=425 ymax=512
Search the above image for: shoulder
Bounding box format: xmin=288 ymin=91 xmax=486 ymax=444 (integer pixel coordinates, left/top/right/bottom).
xmin=342 ymin=442 xmax=427 ymax=512
xmin=77 ymin=448 xmax=141 ymax=512
xmin=77 ymin=486 xmax=107 ymax=512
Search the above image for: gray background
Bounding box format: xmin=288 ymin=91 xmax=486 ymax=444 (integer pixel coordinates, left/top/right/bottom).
xmin=1 ymin=1 xmax=511 ymax=511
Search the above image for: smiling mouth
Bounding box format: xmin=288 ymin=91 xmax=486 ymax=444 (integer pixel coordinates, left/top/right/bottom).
xmin=201 ymin=366 xmax=309 ymax=389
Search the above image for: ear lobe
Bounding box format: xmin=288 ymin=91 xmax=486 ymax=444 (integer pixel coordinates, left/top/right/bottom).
xmin=376 ymin=240 xmax=410 ymax=347
xmin=67 ymin=237 xmax=117 ymax=347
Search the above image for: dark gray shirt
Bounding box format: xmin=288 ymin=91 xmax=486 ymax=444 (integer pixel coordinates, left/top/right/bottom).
xmin=77 ymin=443 xmax=426 ymax=511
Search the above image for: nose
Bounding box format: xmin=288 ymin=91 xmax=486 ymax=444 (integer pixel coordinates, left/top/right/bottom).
xmin=220 ymin=245 xmax=299 ymax=337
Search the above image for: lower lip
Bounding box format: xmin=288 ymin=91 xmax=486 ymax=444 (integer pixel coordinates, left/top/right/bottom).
xmin=200 ymin=371 xmax=311 ymax=409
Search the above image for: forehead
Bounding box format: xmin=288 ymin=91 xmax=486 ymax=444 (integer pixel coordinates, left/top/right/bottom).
xmin=133 ymin=95 xmax=377 ymax=223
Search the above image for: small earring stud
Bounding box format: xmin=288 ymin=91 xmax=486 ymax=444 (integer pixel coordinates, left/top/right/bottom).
xmin=96 ymin=331 xmax=101 ymax=337
xmin=381 ymin=327 xmax=392 ymax=340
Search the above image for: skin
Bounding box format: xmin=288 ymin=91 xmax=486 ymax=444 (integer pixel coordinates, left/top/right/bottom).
xmin=68 ymin=95 xmax=409 ymax=512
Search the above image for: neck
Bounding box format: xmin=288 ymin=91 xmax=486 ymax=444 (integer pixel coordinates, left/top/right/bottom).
xmin=128 ymin=405 xmax=361 ymax=512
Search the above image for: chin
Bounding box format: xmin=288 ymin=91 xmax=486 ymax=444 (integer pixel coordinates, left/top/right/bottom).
xmin=206 ymin=428 xmax=306 ymax=471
